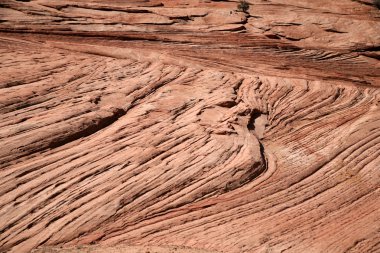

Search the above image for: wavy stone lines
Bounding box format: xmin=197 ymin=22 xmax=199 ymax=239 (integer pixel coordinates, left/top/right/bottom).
xmin=0 ymin=44 xmax=264 ymax=252
xmin=0 ymin=0 xmax=379 ymax=86
xmin=1 ymin=38 xmax=379 ymax=252
xmin=0 ymin=0 xmax=379 ymax=252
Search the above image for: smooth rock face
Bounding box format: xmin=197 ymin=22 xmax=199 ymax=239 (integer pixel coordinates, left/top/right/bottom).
xmin=0 ymin=0 xmax=379 ymax=253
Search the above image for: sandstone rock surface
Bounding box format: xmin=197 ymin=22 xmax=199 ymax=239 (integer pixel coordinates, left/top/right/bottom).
xmin=0 ymin=0 xmax=379 ymax=253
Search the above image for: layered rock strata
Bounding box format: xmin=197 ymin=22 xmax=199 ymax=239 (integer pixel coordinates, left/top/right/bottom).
xmin=0 ymin=1 xmax=379 ymax=252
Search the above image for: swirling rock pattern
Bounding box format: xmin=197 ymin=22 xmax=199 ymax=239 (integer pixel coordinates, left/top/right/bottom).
xmin=0 ymin=0 xmax=379 ymax=253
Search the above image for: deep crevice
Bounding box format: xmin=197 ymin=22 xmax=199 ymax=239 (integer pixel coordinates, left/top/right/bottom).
xmin=247 ymin=109 xmax=262 ymax=132
xmin=265 ymin=34 xmax=281 ymax=40
xmin=353 ymin=45 xmax=380 ymax=52
xmin=325 ymin=28 xmax=347 ymax=34
xmin=48 ymin=108 xmax=126 ymax=150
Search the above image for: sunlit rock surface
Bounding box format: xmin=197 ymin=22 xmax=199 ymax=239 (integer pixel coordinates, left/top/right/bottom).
xmin=0 ymin=0 xmax=379 ymax=252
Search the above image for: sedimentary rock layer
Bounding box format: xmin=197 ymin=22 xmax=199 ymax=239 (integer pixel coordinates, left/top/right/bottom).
xmin=0 ymin=1 xmax=379 ymax=253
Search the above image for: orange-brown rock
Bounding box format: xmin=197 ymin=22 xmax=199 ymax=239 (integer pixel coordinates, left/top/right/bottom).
xmin=0 ymin=1 xmax=379 ymax=253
